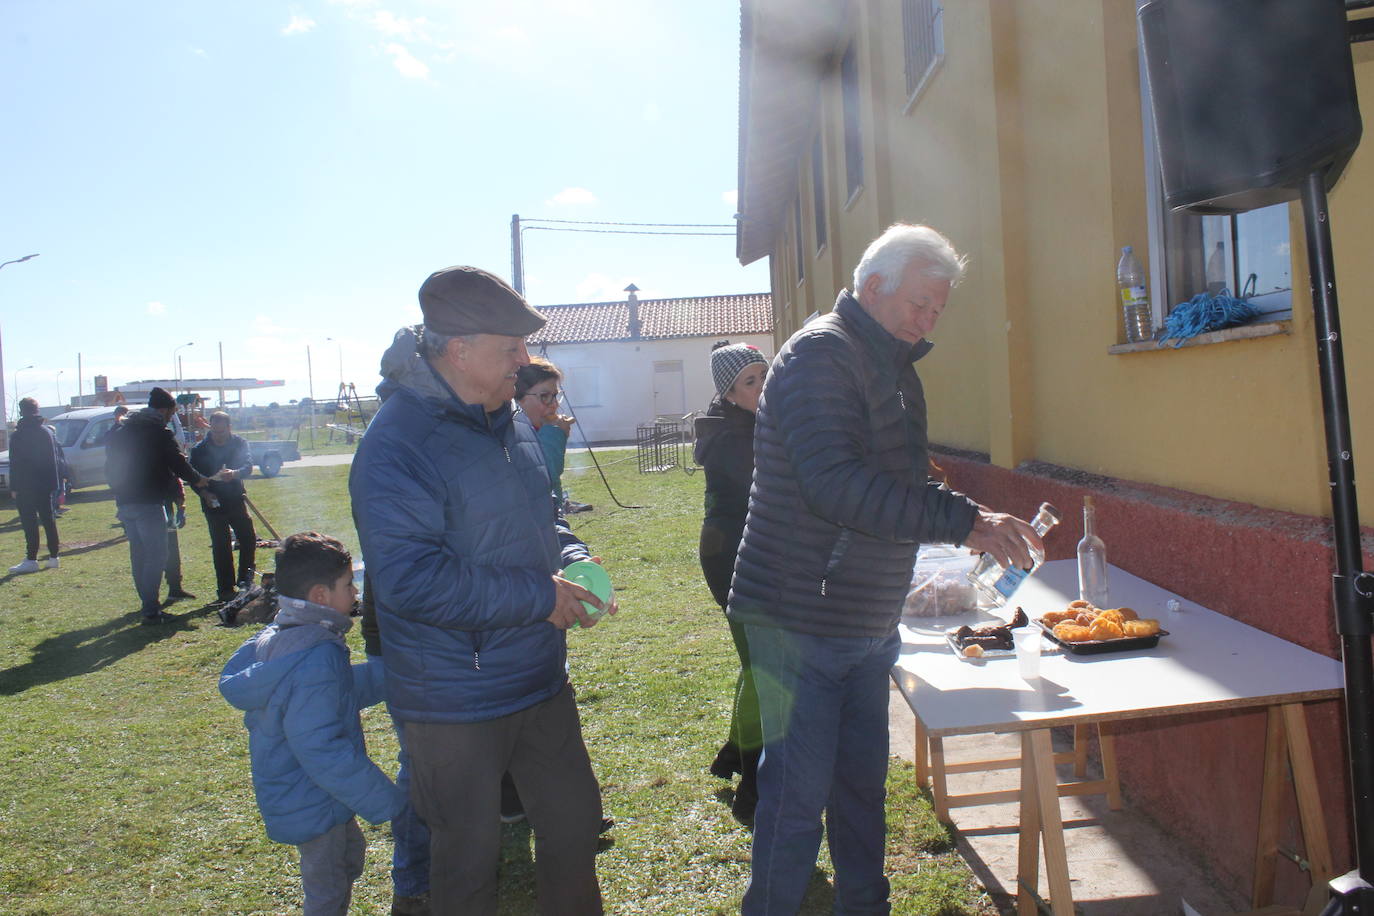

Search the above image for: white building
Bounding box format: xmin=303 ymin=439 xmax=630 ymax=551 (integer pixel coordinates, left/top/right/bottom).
xmin=529 ymin=287 xmax=773 ymax=444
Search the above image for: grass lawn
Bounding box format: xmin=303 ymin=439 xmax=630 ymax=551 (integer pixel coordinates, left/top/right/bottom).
xmin=0 ymin=449 xmax=995 ymax=915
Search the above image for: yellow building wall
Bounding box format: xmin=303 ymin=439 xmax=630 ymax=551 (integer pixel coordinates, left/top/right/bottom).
xmin=769 ymin=0 xmax=1374 ymax=523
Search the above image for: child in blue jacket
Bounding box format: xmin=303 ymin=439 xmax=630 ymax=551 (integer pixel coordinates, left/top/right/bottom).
xmin=220 ymin=531 xmax=404 ymax=916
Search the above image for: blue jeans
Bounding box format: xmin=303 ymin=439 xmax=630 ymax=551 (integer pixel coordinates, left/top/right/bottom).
xmin=117 ymin=503 xmax=169 ymax=615
xmin=742 ymin=625 xmax=900 ymax=916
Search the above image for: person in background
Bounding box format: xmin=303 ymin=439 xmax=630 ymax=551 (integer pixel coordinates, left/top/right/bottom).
xmin=190 ymin=411 xmax=259 ymax=602
xmin=694 ymin=341 xmax=768 ymax=825
xmin=7 ymin=397 xmax=61 ymax=575
xmin=351 ymin=266 xmax=611 ymax=913
xmin=220 ymin=532 xmax=405 ymax=916
xmin=515 ymin=357 xmax=575 ymax=509
xmin=728 ymin=224 xmax=1041 ymax=913
xmin=104 ymin=387 xmax=210 ymax=624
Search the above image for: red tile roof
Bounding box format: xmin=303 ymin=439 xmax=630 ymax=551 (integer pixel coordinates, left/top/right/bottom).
xmin=529 ymin=293 xmax=772 ymax=345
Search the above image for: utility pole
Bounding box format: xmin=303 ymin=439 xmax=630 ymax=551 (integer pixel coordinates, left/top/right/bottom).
xmin=511 ymin=213 xmax=524 ymax=295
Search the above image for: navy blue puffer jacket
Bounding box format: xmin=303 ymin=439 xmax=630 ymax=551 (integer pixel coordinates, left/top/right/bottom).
xmin=349 ymin=328 xmax=589 ymax=724
xmin=728 ymin=292 xmax=979 ymax=638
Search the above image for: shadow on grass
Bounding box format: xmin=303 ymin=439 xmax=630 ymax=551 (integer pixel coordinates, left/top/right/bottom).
xmin=0 ymin=600 xmax=222 ymax=696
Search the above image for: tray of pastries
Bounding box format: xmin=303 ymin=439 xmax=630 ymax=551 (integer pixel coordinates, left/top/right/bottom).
xmin=1036 ymin=600 xmax=1168 ymax=655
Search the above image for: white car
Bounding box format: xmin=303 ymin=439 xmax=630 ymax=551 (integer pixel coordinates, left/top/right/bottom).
xmin=0 ymin=406 xmax=122 ymax=494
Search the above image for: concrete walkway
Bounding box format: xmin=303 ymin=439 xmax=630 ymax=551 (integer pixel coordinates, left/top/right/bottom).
xmin=888 ymin=688 xmax=1251 ymax=915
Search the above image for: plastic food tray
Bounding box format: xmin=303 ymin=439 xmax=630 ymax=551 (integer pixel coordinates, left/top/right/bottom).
xmin=1035 ymin=618 xmax=1168 ymax=655
xmin=945 ymin=628 xmax=1016 ymax=660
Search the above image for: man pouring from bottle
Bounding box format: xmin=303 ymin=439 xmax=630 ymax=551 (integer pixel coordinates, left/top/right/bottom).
xmin=190 ymin=411 xmax=258 ymax=602
xmin=727 ymin=223 xmax=1041 ymax=914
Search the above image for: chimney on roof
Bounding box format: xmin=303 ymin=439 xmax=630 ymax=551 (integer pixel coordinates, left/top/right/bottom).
xmin=625 ymin=283 xmax=641 ymax=339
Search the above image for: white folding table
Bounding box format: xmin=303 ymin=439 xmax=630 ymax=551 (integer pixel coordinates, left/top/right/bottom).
xmin=891 ymin=559 xmax=1344 ymax=914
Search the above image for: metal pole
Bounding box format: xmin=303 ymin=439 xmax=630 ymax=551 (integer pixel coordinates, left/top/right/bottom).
xmin=0 ymin=254 xmax=40 ymax=445
xmin=218 ymin=342 xmax=225 ymax=409
xmin=307 ymin=344 xmax=315 ymax=449
xmin=1299 ymin=170 xmax=1374 ymax=899
xmin=511 ymin=213 xmax=524 ymax=295
xmin=77 ymin=353 xmax=83 ymax=405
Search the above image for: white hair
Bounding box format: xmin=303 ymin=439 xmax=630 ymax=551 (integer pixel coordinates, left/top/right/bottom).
xmin=852 ymin=223 xmax=967 ymax=299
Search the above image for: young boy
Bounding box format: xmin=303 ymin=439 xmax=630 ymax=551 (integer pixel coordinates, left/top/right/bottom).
xmin=220 ymin=531 xmax=404 ymax=916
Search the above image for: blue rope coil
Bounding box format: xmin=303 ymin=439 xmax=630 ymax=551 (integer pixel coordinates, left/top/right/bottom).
xmin=1158 ymin=288 xmax=1261 ymax=348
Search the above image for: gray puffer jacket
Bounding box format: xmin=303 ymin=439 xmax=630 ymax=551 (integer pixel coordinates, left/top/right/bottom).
xmin=727 ymin=291 xmax=979 ymax=638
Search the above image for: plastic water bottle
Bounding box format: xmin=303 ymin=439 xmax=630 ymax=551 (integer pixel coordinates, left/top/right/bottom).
xmin=967 ymin=502 xmax=1062 ymax=606
xmin=1117 ymin=246 xmax=1151 ymax=342
xmin=1206 ymin=241 xmax=1228 ymax=296
xmin=1076 ymin=496 xmax=1110 ymax=607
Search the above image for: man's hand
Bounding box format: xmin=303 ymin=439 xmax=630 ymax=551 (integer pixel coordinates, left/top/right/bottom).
xmin=215 ymin=468 xmax=236 ymax=482
xmin=192 ymin=477 xmax=211 ymax=490
xmin=963 ymin=510 xmax=1041 ymax=571
xmin=547 ymin=575 xmax=605 ymax=630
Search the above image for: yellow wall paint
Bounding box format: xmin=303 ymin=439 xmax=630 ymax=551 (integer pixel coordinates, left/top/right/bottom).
xmin=761 ymin=0 xmax=1374 ymax=522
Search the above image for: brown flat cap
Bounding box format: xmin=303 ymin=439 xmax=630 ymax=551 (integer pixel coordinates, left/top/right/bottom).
xmin=418 ymin=266 xmax=546 ymax=337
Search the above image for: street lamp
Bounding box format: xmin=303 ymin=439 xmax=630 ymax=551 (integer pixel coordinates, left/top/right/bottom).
xmin=172 ymin=341 xmax=194 ymax=392
xmin=12 ymin=363 xmax=33 ymax=417
xmin=0 ymin=253 xmax=40 ymax=444
xmin=55 ymin=369 xmax=64 ymax=410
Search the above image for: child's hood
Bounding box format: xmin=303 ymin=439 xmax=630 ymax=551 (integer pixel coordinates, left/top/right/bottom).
xmin=218 ymin=598 xmax=353 ymax=712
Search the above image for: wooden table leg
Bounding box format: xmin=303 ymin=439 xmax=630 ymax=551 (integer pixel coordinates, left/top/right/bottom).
xmin=1097 ymin=721 xmax=1123 ymax=810
xmin=1252 ymin=705 xmax=1287 ymax=908
xmin=1017 ymin=731 xmax=1043 ymax=916
xmin=913 ymin=715 xmax=930 ymax=789
xmin=1018 ymin=729 xmax=1075 ymax=916
xmin=1282 ymin=703 xmax=1334 ymax=890
xmin=930 ymin=735 xmax=950 ymax=823
xmin=1073 ymin=723 xmax=1090 ymax=778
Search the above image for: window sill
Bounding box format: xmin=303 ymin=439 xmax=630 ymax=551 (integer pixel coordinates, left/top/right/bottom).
xmin=1108 ymin=320 xmax=1290 ymax=355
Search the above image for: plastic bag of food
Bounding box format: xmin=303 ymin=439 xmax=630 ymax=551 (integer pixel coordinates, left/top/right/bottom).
xmin=903 ymin=543 xmax=981 ymax=618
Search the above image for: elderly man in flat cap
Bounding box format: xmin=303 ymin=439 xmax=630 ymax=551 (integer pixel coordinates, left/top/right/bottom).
xmin=350 ymin=267 xmax=613 ymax=915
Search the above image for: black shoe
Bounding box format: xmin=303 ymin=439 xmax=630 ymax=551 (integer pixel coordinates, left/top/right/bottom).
xmin=166 ymin=589 xmax=197 ymax=601
xmin=731 ymin=781 xmax=757 ymax=827
xmin=599 ymin=816 xmax=615 ymax=835
xmin=217 ymin=588 xmax=238 ymax=603
xmin=710 ymin=742 xmax=742 ymax=780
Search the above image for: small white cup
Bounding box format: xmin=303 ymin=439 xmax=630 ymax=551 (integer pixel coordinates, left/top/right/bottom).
xmin=1014 ymin=628 xmax=1042 ymax=681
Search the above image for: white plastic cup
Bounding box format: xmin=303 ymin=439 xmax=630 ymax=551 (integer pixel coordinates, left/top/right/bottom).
xmin=1014 ymin=628 xmax=1043 ymax=681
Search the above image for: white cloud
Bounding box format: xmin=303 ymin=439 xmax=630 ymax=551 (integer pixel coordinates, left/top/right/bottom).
xmin=642 ymin=102 xmax=661 ymax=123
xmin=282 ymin=14 xmax=317 ymax=36
xmin=721 ymin=190 xmax=738 ymax=208
xmin=493 ymin=25 xmax=530 ymax=45
xmin=190 ymin=47 xmax=208 ymax=58
xmin=546 ymin=187 xmax=598 ymax=207
xmin=385 ymin=43 xmax=430 ymax=79
xmin=371 ymin=11 xmax=432 ymax=41
xmin=147 ymin=301 xmax=167 ymax=316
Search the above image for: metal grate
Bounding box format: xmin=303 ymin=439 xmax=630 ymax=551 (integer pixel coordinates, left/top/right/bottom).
xmin=636 ymin=417 xmax=688 ymax=473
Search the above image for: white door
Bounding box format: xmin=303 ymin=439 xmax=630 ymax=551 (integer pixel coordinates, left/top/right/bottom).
xmin=652 ymin=361 xmax=685 ymax=418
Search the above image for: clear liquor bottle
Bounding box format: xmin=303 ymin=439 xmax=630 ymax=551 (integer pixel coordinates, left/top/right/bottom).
xmin=1077 ymin=496 xmax=1110 ymax=607
xmin=967 ymin=502 xmax=1062 ymax=606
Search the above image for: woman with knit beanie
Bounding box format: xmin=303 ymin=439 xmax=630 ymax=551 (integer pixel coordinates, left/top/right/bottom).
xmin=694 ymin=340 xmax=768 ymax=825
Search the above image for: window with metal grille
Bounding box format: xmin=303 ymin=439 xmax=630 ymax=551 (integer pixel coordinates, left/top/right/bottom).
xmin=841 ymin=43 xmax=863 ymax=200
xmin=902 ymin=0 xmax=945 ymax=109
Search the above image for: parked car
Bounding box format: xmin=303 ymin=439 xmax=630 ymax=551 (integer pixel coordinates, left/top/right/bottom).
xmin=0 ymin=406 xmax=121 ymax=495
xmin=0 ymin=407 xmax=302 ymax=495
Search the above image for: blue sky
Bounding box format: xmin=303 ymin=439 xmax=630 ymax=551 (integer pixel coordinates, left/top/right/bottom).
xmin=0 ymin=0 xmax=767 ymax=410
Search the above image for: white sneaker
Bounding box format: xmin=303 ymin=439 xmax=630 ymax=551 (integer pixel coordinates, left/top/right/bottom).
xmin=8 ymin=559 xmax=40 ymax=575
xmin=41 ymin=557 xmax=60 ymax=570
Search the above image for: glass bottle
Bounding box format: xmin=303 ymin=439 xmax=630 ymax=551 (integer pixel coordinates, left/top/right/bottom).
xmin=967 ymin=502 xmax=1062 ymax=606
xmin=1077 ymin=496 xmax=1110 ymax=607
xmin=1206 ymin=241 xmax=1228 ymax=296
